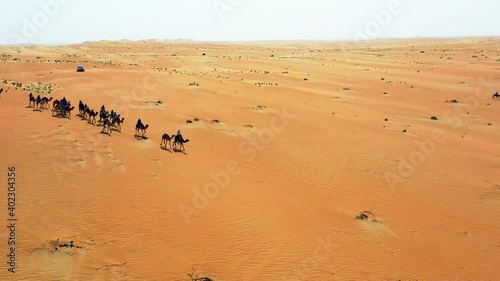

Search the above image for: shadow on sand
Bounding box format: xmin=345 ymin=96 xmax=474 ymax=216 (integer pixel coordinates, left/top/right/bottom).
xmin=160 ymin=146 xmax=173 ymax=153
xmin=172 ymin=147 xmax=187 ymax=155
xmin=160 ymin=146 xmax=187 ymax=155
xmin=134 ymin=134 xmax=148 ymax=140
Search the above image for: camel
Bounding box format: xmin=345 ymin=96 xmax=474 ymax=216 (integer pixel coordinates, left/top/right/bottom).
xmin=41 ymin=97 xmax=53 ymax=109
xmin=493 ymin=92 xmax=500 ymax=100
xmin=173 ymin=135 xmax=190 ymax=151
xmin=160 ymin=133 xmax=176 ymax=149
xmin=52 ymin=99 xmax=60 ymax=111
xmin=28 ymin=93 xmax=36 ymax=107
xmin=135 ymin=123 xmax=149 ymax=137
xmin=102 ymin=119 xmax=112 ymax=134
xmin=78 ymin=102 xmax=86 ymax=117
xmin=35 ymin=95 xmax=42 ymax=109
xmin=53 ymin=104 xmax=75 ymax=118
xmin=65 ymin=106 xmax=75 ymax=117
xmin=112 ymin=117 xmax=125 ymax=132
xmin=99 ymin=111 xmax=109 ymax=123
xmin=86 ymin=109 xmax=98 ymax=124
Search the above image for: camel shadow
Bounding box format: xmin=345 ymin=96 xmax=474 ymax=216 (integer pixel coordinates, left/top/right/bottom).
xmin=134 ymin=134 xmax=148 ymax=140
xmin=25 ymin=105 xmax=33 ymax=109
xmin=33 ymin=108 xmax=42 ymax=112
xmin=160 ymin=146 xmax=173 ymax=153
xmin=172 ymin=148 xmax=187 ymax=155
xmin=100 ymin=131 xmax=111 ymax=136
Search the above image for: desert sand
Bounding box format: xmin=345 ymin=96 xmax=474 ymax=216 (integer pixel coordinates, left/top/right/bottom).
xmin=0 ymin=37 xmax=499 ymax=281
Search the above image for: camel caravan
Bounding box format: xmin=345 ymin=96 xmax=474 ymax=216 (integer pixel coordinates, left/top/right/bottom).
xmin=78 ymin=102 xmax=125 ymax=135
xmin=25 ymin=93 xmax=191 ymax=152
xmin=27 ymin=93 xmax=53 ymax=111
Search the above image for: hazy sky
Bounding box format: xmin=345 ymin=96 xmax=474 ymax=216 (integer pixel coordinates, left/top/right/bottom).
xmin=1 ymin=0 xmax=498 ymax=45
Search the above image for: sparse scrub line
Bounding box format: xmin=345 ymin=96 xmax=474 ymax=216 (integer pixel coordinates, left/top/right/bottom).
xmin=1 ymin=79 xmax=58 ymax=94
xmin=378 ymin=92 xmax=498 ymax=133
xmin=7 ymin=58 xmax=119 ymax=67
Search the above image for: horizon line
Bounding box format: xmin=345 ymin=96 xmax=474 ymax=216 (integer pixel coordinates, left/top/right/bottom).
xmin=1 ymin=35 xmax=499 ymax=47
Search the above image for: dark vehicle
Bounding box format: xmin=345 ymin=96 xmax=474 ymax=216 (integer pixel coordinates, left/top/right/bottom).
xmin=76 ymin=66 xmax=85 ymax=72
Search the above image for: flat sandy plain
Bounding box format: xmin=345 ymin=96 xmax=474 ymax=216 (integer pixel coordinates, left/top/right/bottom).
xmin=0 ymin=37 xmax=499 ymax=281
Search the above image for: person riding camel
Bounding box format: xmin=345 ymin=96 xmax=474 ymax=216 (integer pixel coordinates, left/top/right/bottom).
xmin=175 ymin=130 xmax=183 ymax=141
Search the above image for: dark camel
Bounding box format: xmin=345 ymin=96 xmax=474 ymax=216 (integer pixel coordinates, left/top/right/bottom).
xmin=41 ymin=97 xmax=53 ymax=109
xmin=78 ymin=102 xmax=86 ymax=117
xmin=173 ymin=135 xmax=190 ymax=151
xmin=66 ymin=106 xmax=75 ymax=117
xmin=112 ymin=117 xmax=125 ymax=132
xmin=493 ymin=92 xmax=500 ymax=100
xmin=28 ymin=93 xmax=36 ymax=107
xmin=53 ymin=104 xmax=75 ymax=118
xmin=160 ymin=133 xmax=176 ymax=149
xmin=135 ymin=123 xmax=149 ymax=136
xmin=86 ymin=109 xmax=98 ymax=124
xmin=52 ymin=99 xmax=60 ymax=111
xmin=35 ymin=95 xmax=42 ymax=109
xmin=99 ymin=111 xmax=109 ymax=123
xmin=102 ymin=119 xmax=112 ymax=134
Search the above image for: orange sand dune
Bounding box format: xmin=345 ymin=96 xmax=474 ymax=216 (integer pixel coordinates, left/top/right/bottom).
xmin=0 ymin=37 xmax=499 ymax=281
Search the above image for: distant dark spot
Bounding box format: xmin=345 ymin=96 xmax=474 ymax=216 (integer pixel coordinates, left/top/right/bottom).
xmin=212 ymin=119 xmax=220 ymax=124
xmin=186 ymin=120 xmax=192 ymax=124
xmin=430 ymin=116 xmax=439 ymax=121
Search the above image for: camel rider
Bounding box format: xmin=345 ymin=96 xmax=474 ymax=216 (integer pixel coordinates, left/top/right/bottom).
xmin=61 ymin=97 xmax=67 ymax=107
xmin=136 ymin=119 xmax=143 ymax=128
xmin=176 ymin=130 xmax=182 ymax=140
xmin=100 ymin=105 xmax=106 ymax=115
